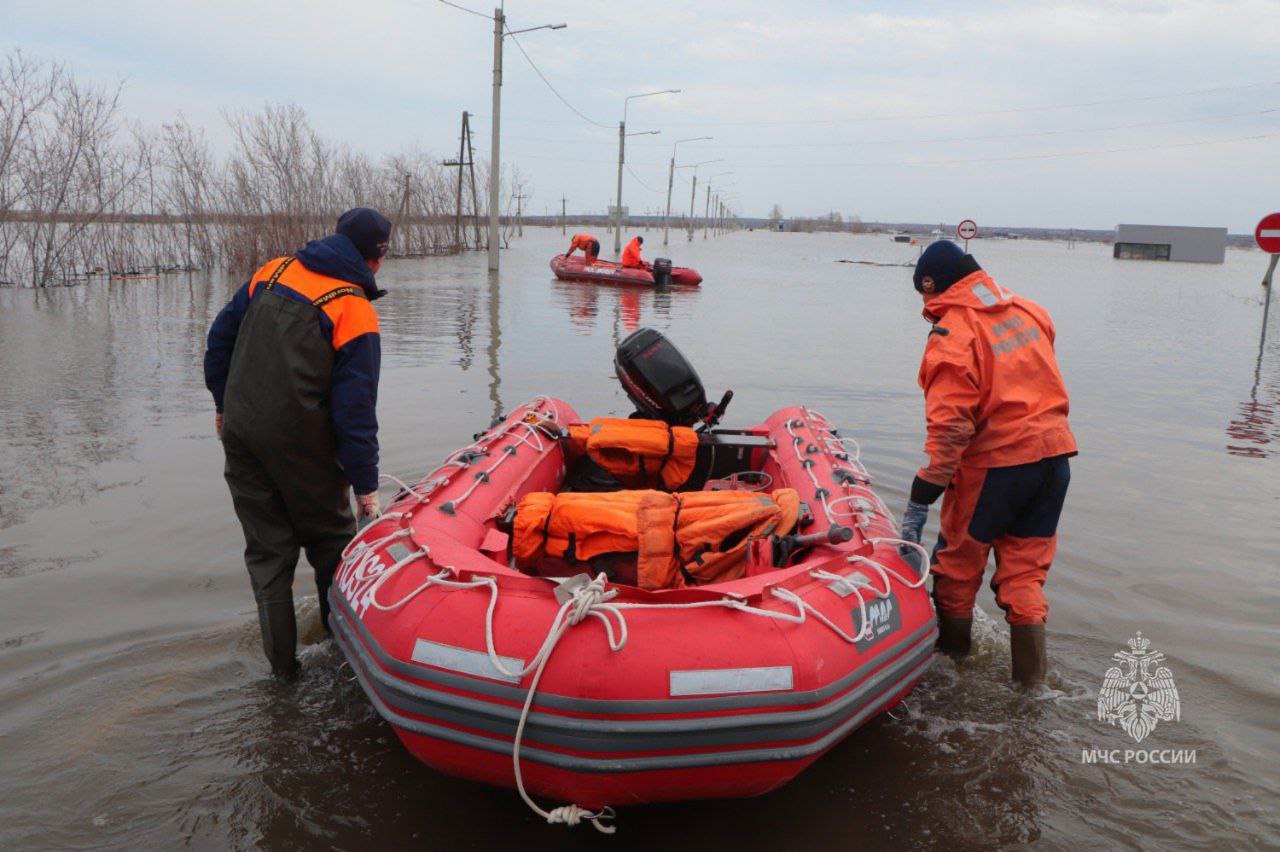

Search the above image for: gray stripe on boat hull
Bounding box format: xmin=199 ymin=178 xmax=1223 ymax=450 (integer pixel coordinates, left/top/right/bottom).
xmin=329 ymin=587 xmax=936 ymax=714
xmin=331 ymin=607 xmax=936 ymax=753
xmin=338 ymin=622 xmax=935 ymax=774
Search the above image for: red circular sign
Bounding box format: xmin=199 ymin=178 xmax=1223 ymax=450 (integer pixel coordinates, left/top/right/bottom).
xmin=1256 ymin=212 xmax=1280 ymax=253
xmin=957 ymin=219 xmax=978 ymax=240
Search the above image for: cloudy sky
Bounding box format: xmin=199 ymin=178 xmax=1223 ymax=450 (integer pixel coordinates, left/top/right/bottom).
xmin=4 ymin=0 xmax=1277 ymax=231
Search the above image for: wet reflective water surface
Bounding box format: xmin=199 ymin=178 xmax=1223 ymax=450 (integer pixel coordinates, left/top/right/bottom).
xmin=1 ymin=229 xmax=1277 ymax=849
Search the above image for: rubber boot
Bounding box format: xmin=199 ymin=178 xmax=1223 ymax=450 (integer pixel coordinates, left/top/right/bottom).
xmin=935 ymin=615 xmax=973 ymax=658
xmin=1010 ymin=623 xmax=1047 ymax=691
xmin=257 ymin=599 xmax=300 ymax=681
xmin=314 ymin=570 xmax=335 ymax=637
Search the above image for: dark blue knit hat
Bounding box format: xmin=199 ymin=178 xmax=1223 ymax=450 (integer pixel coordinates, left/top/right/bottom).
xmin=913 ymin=239 xmax=974 ymax=293
xmin=336 ymin=207 xmax=393 ymax=260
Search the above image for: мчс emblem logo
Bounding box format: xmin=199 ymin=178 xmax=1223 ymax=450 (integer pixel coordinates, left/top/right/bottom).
xmin=1097 ymin=632 xmax=1180 ymax=743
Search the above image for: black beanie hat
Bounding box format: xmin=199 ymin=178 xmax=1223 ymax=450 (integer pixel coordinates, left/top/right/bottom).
xmin=913 ymin=239 xmax=980 ymax=293
xmin=336 ymin=208 xmax=393 ymax=260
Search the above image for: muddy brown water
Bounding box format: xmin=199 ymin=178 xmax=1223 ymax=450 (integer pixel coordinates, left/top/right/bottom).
xmin=1 ymin=229 xmax=1277 ymax=849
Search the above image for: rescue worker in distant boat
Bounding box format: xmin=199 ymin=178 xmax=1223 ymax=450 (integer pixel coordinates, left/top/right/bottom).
xmin=204 ymin=208 xmax=391 ymax=680
xmin=566 ymin=232 xmax=601 ymax=265
xmin=621 ymin=234 xmax=650 ymax=270
xmin=898 ymin=241 xmax=1076 ymax=691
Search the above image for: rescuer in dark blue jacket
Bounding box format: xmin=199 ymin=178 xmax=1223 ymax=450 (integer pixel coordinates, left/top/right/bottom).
xmin=204 ymin=208 xmax=391 ymax=679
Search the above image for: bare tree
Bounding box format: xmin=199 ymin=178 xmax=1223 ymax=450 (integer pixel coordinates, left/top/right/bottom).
xmin=0 ymin=50 xmax=476 ymax=287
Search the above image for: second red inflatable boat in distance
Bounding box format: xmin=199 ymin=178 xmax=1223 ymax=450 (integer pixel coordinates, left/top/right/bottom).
xmin=550 ymin=254 xmax=703 ymax=286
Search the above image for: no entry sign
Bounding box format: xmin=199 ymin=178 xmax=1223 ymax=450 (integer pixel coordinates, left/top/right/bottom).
xmin=957 ymin=219 xmax=978 ymax=241
xmin=1256 ymin=212 xmax=1280 ymax=254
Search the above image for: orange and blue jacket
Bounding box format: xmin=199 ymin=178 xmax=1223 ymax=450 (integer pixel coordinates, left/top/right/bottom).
xmin=569 ymin=233 xmax=598 ymax=255
xmin=620 ymin=237 xmax=645 ymax=268
xmin=204 ymin=234 xmax=382 ymax=492
xmin=917 ymin=270 xmax=1076 ymax=488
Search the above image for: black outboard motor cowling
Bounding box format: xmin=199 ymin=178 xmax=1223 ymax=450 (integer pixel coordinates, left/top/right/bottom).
xmin=614 ymin=328 xmax=708 ymax=426
xmin=651 ymin=257 xmax=673 ymax=286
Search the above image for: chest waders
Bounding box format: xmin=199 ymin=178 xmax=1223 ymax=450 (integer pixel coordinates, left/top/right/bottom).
xmin=221 ymin=258 xmax=362 ymax=679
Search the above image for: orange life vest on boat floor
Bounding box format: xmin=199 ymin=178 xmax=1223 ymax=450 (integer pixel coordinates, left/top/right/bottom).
xmin=513 ymin=488 xmax=800 ymax=590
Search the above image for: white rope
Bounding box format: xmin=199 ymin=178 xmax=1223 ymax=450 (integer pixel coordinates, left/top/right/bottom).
xmin=506 ymin=574 xmax=621 ymax=834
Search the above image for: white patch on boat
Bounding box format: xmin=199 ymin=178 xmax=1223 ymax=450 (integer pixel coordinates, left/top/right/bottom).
xmin=669 ymin=665 xmax=794 ymax=697
xmin=410 ymin=639 xmax=525 ymax=684
xmin=824 ymin=571 xmax=872 ymax=598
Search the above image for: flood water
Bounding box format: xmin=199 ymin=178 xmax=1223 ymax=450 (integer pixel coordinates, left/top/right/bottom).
xmin=1 ymin=227 xmax=1277 ymax=849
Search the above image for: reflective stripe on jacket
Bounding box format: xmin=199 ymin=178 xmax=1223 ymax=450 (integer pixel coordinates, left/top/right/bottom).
xmin=917 ymin=270 xmax=1076 ymax=486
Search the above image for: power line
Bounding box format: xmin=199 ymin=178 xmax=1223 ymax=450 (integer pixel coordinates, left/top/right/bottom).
xmin=504 ymin=27 xmax=613 ymax=129
xmin=625 ymin=164 xmax=665 ymax=193
xmin=504 ymin=105 xmax=1274 ymax=148
xmin=508 ymin=131 xmax=1279 ymax=168
xmin=437 ymin=0 xmax=490 ymax=20
xmin=492 ymin=80 xmax=1280 ymax=127
xmin=499 ymin=105 xmax=1279 ymax=149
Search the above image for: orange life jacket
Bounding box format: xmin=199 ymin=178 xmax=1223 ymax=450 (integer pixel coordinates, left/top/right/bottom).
xmin=513 ymin=488 xmax=800 ymax=590
xmin=567 ymin=418 xmax=699 ymax=490
xmin=569 ymin=233 xmax=598 ymax=254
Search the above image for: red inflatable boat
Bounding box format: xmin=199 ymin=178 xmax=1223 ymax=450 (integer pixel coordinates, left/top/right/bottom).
xmin=330 ymin=333 xmax=934 ymax=833
xmin=551 ymin=253 xmax=703 ymax=286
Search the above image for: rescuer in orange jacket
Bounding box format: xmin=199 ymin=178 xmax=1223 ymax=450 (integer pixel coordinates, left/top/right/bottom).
xmin=898 ymin=240 xmax=1076 ymax=690
xmin=621 ymin=235 xmax=650 ymax=269
xmin=567 ymin=232 xmax=600 ymax=264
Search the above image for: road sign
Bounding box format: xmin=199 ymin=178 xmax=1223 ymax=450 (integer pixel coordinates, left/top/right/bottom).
xmin=957 ymin=219 xmax=978 ymax=241
xmin=1255 ymin=212 xmax=1280 ymax=254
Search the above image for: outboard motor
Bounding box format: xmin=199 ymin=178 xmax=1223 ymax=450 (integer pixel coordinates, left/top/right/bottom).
xmin=651 ymin=257 xmax=673 ymax=287
xmin=614 ymin=327 xmax=731 ymax=428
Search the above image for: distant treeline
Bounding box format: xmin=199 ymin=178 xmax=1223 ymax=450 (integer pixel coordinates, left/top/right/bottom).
xmin=0 ymin=51 xmax=513 ymax=288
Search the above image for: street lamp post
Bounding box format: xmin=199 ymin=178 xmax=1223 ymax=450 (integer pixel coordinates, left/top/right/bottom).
xmin=663 ymin=137 xmax=711 ymax=246
xmin=705 ymin=171 xmax=731 ymax=239
xmin=475 ymin=5 xmax=565 ymax=272
xmin=683 ymin=159 xmax=723 ymax=241
xmin=614 ymin=89 xmax=677 ymax=255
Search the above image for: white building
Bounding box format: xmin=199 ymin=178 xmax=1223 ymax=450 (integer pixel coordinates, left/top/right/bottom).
xmin=1113 ymin=224 xmax=1227 ymax=264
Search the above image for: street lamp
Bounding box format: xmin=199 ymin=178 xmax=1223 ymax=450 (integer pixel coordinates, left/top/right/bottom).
xmin=614 ymin=89 xmax=679 ymax=254
xmin=441 ymin=0 xmax=567 ymax=272
xmin=705 ymin=172 xmax=732 ymax=238
xmin=679 ymin=159 xmax=723 ymax=241
xmin=663 ymin=137 xmax=711 ymax=245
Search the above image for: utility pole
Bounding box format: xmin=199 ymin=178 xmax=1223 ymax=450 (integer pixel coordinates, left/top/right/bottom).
xmin=704 ymin=183 xmax=711 ymax=239
xmin=513 ymin=192 xmax=527 ymax=237
xmin=711 ymin=171 xmax=732 ymax=239
xmin=466 ymin=115 xmax=482 ymax=248
xmin=687 ymin=173 xmax=697 ymax=242
xmin=615 ymin=120 xmax=625 ymax=246
xmin=662 ymin=136 xmax=711 ymax=246
xmin=444 ymin=111 xmax=477 ymax=251
xmin=387 ymin=171 xmax=412 ymax=256
xmin=487 ymin=7 xmax=503 ymax=271
xmin=460 ymin=3 xmax=564 ymax=272
xmin=560 ymin=195 xmax=566 ymax=234
xmin=615 ymin=90 xmax=676 ymax=255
